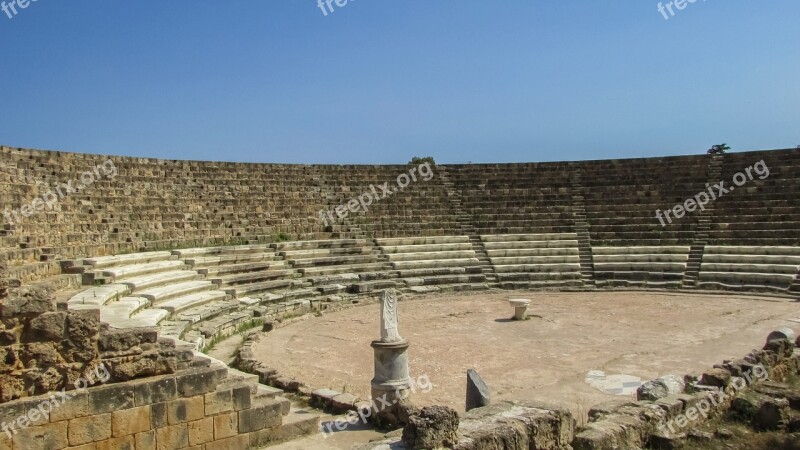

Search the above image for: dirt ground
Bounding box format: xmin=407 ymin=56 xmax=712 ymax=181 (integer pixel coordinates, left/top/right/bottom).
xmin=252 ymin=290 xmax=800 ymax=421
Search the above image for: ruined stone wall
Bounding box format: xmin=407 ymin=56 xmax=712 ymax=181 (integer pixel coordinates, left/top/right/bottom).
xmin=0 ymin=275 xmax=176 ymax=403
xmin=0 ymin=363 xmax=290 ymax=450
xmin=2 ymin=145 xmax=799 ymax=277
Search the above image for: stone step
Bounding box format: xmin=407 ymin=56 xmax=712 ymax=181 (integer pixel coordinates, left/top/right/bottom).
xmin=67 ymin=284 xmax=131 ymax=307
xmin=100 ymin=260 xmax=188 ymax=280
xmin=299 ymin=262 xmax=390 ymax=277
xmin=390 ymin=258 xmax=481 ymax=270
xmin=199 ymin=261 xmax=287 ymax=277
xmin=119 ymin=270 xmax=202 ymax=291
xmin=83 ymin=251 xmax=174 ymax=269
xmin=233 ymin=279 xmax=302 ymax=297
xmin=110 ymin=307 xmax=170 ymax=328
xmin=156 ymin=290 xmax=229 ymax=314
xmin=138 ymin=280 xmax=217 ymax=303
xmin=173 ymin=244 xmax=274 ymax=258
xmin=385 ymin=250 xmax=477 ymax=262
xmin=185 ymin=253 xmax=280 ymax=268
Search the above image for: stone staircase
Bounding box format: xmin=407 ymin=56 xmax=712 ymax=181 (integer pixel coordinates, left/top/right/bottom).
xmin=439 ymin=166 xmax=498 ymax=286
xmin=570 ymin=168 xmax=595 ymax=287
xmin=682 ymin=153 xmax=725 ymax=287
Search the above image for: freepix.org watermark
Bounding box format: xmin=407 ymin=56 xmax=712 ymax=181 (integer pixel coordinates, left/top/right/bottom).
xmin=2 ymin=159 xmax=118 ymax=227
xmin=319 ymin=373 xmax=433 ymax=438
xmin=317 ymin=0 xmax=354 ymax=17
xmin=1 ymin=364 xmax=110 ymax=438
xmin=655 ymin=160 xmax=770 ymax=227
xmin=657 ymin=0 xmax=706 ymax=21
xmin=658 ymin=364 xmax=768 ymax=435
xmin=1 ymin=0 xmax=39 ymax=20
xmin=319 ymin=162 xmax=435 ymax=227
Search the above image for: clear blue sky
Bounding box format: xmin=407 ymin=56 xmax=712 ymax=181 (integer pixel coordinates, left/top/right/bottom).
xmin=1 ymin=1 xmax=798 ymax=164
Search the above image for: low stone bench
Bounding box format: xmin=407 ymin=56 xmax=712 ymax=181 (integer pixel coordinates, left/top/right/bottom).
xmin=119 ymin=270 xmax=201 ymax=291
xmin=137 ymin=280 xmax=216 ymax=303
xmin=375 ymin=235 xmax=470 ymax=246
xmin=101 ymin=260 xmax=187 ymax=281
xmin=386 ymin=250 xmax=477 ymax=262
xmin=155 ymin=289 xmax=229 ymax=314
xmin=83 ymin=250 xmax=174 ymax=268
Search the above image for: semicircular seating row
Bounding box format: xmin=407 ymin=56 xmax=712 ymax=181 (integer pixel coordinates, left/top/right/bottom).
xmin=60 ymin=234 xmax=800 ymax=350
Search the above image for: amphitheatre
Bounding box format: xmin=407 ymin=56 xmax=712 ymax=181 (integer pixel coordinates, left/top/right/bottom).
xmin=1 ymin=144 xmax=800 ymax=450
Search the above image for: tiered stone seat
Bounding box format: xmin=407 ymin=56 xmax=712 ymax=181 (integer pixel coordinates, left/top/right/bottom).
xmin=593 ymin=246 xmax=689 ymax=288
xmin=276 ymin=238 xmax=394 ymax=294
xmin=482 ymin=233 xmax=582 ymax=289
xmin=707 ymin=149 xmax=800 ymax=246
xmin=698 ymin=246 xmax=800 ymax=292
xmin=581 ymin=155 xmax=708 ymax=246
xmin=174 ymin=244 xmax=301 ymax=301
xmin=449 ymin=163 xmax=575 ymax=235
xmin=375 ymin=236 xmax=487 ymax=293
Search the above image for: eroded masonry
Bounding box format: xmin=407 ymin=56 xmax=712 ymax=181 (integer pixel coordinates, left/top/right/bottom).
xmin=1 ymin=145 xmax=800 ymax=449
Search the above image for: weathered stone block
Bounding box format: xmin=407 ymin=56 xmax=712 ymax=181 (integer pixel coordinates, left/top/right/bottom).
xmin=205 ymin=434 xmax=249 ymax=450
xmin=112 ymin=405 xmax=151 ymax=437
xmin=204 ymin=389 xmax=233 ymax=415
xmin=96 ymin=434 xmax=135 ymax=450
xmin=167 ymin=396 xmax=205 ymax=424
xmin=50 ymin=389 xmax=90 ymax=421
xmin=175 ymin=367 xmax=226 ymax=397
xmin=403 ymin=405 xmax=459 ymax=449
xmin=135 ymin=430 xmax=156 ymax=449
xmin=213 ymin=412 xmax=238 ymax=439
xmin=700 ymin=368 xmax=732 ymax=388
xmin=231 ymin=383 xmax=252 ymax=411
xmin=25 ymin=311 xmax=66 ymax=341
xmin=12 ymin=421 xmax=68 ymax=449
xmin=238 ymin=401 xmax=283 ymax=433
xmin=156 ymin=423 xmax=189 ymax=450
xmin=134 ymin=375 xmax=177 ymax=405
xmin=187 ymin=417 xmax=214 ymax=446
xmin=68 ymin=413 xmax=112 ymax=446
xmin=151 ymin=402 xmax=168 ymax=429
xmin=88 ymin=384 xmax=134 ymax=414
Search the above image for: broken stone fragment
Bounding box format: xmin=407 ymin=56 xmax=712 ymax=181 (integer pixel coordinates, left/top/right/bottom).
xmin=402 ymin=405 xmax=460 ymax=449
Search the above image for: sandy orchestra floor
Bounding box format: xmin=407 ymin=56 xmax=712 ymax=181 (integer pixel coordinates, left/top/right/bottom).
xmin=252 ymin=291 xmax=800 ymax=418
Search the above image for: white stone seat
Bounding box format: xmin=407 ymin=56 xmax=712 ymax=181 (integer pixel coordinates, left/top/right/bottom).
xmin=101 ymin=260 xmax=187 ymax=280
xmin=385 ymin=251 xmax=476 ymax=262
xmin=493 ymin=263 xmax=581 ymax=273
xmin=109 ymin=308 xmax=170 ymax=329
xmin=83 ymin=251 xmax=173 ymax=269
xmin=67 ymin=284 xmax=130 ymax=307
xmin=119 ymin=270 xmax=201 ymax=291
xmin=172 ymin=244 xmax=273 ymax=258
xmin=381 ymin=243 xmax=473 ymax=254
xmin=480 ymin=233 xmax=578 ymax=242
xmin=593 ymin=254 xmax=689 ymax=263
xmin=700 ymin=263 xmax=799 ymax=274
xmin=375 ymin=236 xmax=470 ymax=246
xmin=593 ymin=262 xmax=687 ymax=272
xmin=489 ymin=255 xmax=580 ymax=265
xmin=185 ymin=253 xmax=278 ymax=268
xmin=592 ymin=246 xmax=690 ymax=255
xmin=485 ymin=247 xmax=579 ymax=257
xmin=390 ymin=258 xmax=481 ymax=270
xmin=702 ymin=254 xmax=800 ymax=265
xmin=482 ymin=240 xmax=578 ymax=250
xmin=138 ymin=280 xmax=216 ymax=303
xmin=299 ymin=263 xmax=390 ymax=276
xmin=704 ymin=246 xmax=800 ymax=256
xmin=155 ymin=290 xmax=229 ymax=314
xmin=175 ymin=299 xmax=240 ymax=324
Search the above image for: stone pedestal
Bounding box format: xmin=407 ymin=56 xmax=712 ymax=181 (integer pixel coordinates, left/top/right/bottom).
xmin=371 ymin=338 xmax=413 ymax=406
xmin=509 ymin=299 xmax=530 ymax=320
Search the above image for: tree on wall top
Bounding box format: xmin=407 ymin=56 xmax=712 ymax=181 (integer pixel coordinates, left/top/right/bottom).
xmin=708 ymin=144 xmax=730 ymax=155
xmin=409 ymin=156 xmax=436 ymax=166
